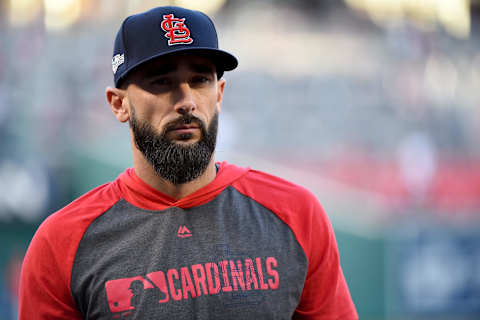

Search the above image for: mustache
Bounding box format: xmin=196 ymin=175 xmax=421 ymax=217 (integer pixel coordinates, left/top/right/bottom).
xmin=164 ymin=114 xmax=206 ymax=133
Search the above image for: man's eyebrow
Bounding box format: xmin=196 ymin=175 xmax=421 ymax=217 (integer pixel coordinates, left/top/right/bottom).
xmin=189 ymin=63 xmax=215 ymax=74
xmin=144 ymin=64 xmax=177 ymax=77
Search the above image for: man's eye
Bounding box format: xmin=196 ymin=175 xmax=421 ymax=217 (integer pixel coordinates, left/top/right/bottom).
xmin=151 ymin=78 xmax=170 ymax=86
xmin=192 ymin=76 xmax=210 ymax=84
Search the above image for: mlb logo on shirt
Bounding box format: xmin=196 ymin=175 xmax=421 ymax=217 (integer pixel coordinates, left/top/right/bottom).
xmin=105 ymin=275 xmax=167 ymax=315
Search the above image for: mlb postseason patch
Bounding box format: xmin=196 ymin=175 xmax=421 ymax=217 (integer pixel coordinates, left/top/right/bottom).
xmin=112 ymin=53 xmax=125 ymax=74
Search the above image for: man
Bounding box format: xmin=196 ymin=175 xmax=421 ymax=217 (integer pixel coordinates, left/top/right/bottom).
xmin=19 ymin=6 xmax=358 ymax=320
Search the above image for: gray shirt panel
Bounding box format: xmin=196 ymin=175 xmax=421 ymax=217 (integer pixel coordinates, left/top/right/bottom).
xmin=71 ymin=186 xmax=308 ymax=319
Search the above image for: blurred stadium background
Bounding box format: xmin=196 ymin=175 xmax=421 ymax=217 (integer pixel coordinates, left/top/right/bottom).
xmin=1 ymin=0 xmax=480 ymax=319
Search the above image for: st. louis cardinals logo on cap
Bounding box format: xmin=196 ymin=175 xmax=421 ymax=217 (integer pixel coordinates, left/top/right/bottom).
xmin=161 ymin=14 xmax=193 ymax=46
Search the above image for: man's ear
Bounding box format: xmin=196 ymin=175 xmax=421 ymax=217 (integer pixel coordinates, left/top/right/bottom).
xmin=216 ymin=79 xmax=226 ymax=114
xmin=106 ymin=87 xmax=130 ymax=123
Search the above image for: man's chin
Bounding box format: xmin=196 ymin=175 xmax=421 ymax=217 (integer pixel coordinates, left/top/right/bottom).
xmin=165 ymin=141 xmax=195 ymax=149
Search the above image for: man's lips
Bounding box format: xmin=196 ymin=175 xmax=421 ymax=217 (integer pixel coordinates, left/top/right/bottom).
xmin=168 ymin=124 xmax=200 ymax=134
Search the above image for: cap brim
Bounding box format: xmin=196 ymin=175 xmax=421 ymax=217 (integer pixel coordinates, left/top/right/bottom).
xmin=184 ymin=48 xmax=238 ymax=71
xmin=116 ymin=47 xmax=238 ymax=87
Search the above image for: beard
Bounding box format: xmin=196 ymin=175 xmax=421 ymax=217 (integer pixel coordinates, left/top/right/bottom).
xmin=129 ymin=107 xmax=218 ymax=185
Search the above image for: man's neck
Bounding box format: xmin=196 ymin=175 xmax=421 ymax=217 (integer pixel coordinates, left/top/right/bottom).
xmin=132 ymin=155 xmax=217 ymax=200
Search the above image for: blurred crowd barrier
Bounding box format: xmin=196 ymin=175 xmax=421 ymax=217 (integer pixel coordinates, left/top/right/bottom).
xmin=1 ymin=1 xmax=480 ymax=319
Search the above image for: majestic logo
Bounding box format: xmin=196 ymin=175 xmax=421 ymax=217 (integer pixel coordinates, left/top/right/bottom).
xmin=160 ymin=14 xmax=193 ymax=46
xmin=177 ymin=225 xmax=192 ymax=238
xmin=112 ymin=54 xmax=124 ymax=74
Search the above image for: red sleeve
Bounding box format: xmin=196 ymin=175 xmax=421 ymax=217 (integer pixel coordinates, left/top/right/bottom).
xmin=19 ymin=182 xmax=121 ymax=319
xmin=233 ymin=170 xmax=358 ymax=320
xmin=291 ymin=196 xmax=357 ymax=320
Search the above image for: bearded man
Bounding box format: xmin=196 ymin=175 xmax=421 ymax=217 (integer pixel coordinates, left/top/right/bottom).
xmin=19 ymin=6 xmax=357 ymax=320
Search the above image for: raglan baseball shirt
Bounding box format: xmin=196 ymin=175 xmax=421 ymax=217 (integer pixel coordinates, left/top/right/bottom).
xmin=19 ymin=161 xmax=357 ymax=319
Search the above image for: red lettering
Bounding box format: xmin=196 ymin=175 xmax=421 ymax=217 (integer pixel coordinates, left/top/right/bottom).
xmin=180 ymin=267 xmax=197 ymax=299
xmin=146 ymin=271 xmax=170 ymax=303
xmin=105 ymin=255 xmax=280 ymax=310
xmin=256 ymin=257 xmax=269 ymax=290
xmin=167 ymin=269 xmax=182 ymax=301
xmin=229 ymin=260 xmax=246 ymax=291
xmin=205 ymin=262 xmax=221 ymax=294
xmin=191 ymin=264 xmax=208 ymax=297
xmin=244 ymin=259 xmax=259 ymax=290
xmin=218 ymin=261 xmax=233 ymax=292
xmin=266 ymin=257 xmax=279 ymax=289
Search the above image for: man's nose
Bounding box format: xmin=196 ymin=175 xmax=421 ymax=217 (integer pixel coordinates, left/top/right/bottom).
xmin=173 ymin=82 xmax=196 ymax=115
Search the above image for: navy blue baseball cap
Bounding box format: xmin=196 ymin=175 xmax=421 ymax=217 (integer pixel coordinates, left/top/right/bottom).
xmin=112 ymin=6 xmax=238 ymax=87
